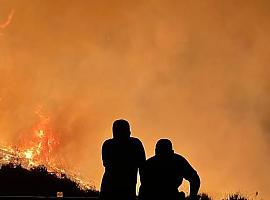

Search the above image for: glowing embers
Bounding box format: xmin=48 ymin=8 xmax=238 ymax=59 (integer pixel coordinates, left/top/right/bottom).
xmin=24 ymin=149 xmax=33 ymax=159
xmin=16 ymin=110 xmax=60 ymax=168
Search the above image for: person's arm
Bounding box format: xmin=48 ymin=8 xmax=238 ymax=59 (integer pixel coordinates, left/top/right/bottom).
xmin=102 ymin=140 xmax=110 ymax=167
xmin=188 ymin=170 xmax=200 ymax=199
xmin=181 ymin=157 xmax=201 ymax=199
xmin=137 ymin=139 xmax=146 ymax=177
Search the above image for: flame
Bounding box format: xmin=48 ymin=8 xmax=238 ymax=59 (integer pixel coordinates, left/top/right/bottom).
xmin=24 ymin=149 xmax=33 ymax=159
xmin=0 ymin=109 xmax=92 ymax=190
xmin=14 ymin=109 xmax=59 ymax=167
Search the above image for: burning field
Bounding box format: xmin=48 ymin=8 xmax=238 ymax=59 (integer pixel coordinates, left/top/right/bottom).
xmin=1 ymin=1 xmax=270 ymax=199
xmin=0 ymin=109 xmax=91 ymax=190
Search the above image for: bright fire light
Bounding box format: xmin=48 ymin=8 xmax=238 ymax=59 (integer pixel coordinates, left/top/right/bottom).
xmin=24 ymin=149 xmax=33 ymax=159
xmin=0 ymin=109 xmax=91 ymax=190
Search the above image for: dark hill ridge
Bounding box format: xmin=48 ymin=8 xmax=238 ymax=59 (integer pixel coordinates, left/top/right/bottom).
xmin=0 ymin=163 xmax=99 ymax=197
xmin=0 ymin=163 xmax=251 ymax=200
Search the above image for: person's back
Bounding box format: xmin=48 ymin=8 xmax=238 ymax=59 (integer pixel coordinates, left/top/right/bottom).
xmin=139 ymin=139 xmax=200 ymax=200
xmin=100 ymin=119 xmax=146 ymax=200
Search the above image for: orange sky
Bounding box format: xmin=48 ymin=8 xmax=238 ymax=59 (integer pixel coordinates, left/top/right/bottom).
xmin=0 ymin=0 xmax=270 ymax=199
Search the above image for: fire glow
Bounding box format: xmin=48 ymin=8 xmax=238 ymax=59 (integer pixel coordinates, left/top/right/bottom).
xmin=15 ymin=110 xmax=59 ymax=167
xmin=0 ymin=9 xmax=14 ymax=35
xmin=0 ymin=110 xmax=91 ymax=190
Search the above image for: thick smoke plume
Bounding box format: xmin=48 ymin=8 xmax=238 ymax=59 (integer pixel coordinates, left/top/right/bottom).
xmin=0 ymin=0 xmax=270 ymax=199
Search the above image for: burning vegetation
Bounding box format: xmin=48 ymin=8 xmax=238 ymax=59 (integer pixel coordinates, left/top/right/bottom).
xmin=0 ymin=109 xmax=92 ymax=191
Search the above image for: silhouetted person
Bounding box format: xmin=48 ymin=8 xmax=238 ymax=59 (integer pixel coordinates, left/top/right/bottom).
xmin=139 ymin=139 xmax=200 ymax=200
xmin=100 ymin=119 xmax=146 ymax=200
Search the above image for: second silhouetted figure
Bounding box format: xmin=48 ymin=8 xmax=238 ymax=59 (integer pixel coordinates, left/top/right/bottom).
xmin=139 ymin=139 xmax=200 ymax=200
xmin=100 ymin=119 xmax=146 ymax=200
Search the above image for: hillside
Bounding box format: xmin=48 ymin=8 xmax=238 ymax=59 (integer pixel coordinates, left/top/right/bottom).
xmin=0 ymin=163 xmax=99 ymax=198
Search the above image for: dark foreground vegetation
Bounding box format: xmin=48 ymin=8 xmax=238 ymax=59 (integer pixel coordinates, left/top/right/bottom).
xmin=0 ymin=164 xmax=256 ymax=200
xmin=198 ymin=193 xmax=250 ymax=200
xmin=0 ymin=163 xmax=99 ymax=197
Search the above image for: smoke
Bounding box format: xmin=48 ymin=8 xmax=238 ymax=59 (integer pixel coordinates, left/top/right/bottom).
xmin=0 ymin=0 xmax=270 ymax=198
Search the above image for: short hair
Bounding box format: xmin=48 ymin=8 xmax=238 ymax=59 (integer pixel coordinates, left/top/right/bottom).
xmin=155 ymin=139 xmax=173 ymax=156
xmin=112 ymin=119 xmax=131 ymax=139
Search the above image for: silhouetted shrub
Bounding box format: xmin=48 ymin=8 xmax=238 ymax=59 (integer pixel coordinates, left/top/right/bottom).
xmin=197 ymin=193 xmax=213 ymax=200
xmin=222 ymin=193 xmax=248 ymax=200
xmin=185 ymin=192 xmax=249 ymax=200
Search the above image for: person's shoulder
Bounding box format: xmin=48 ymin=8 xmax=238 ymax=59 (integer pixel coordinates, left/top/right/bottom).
xmin=102 ymin=138 xmax=114 ymax=147
xmin=174 ymin=153 xmax=185 ymax=159
xmin=173 ymin=153 xmax=189 ymax=163
xmin=146 ymin=155 xmax=156 ymax=163
xmin=173 ymin=153 xmax=196 ymax=172
xmin=130 ymin=137 xmax=143 ymax=145
xmin=144 ymin=156 xmax=157 ymax=167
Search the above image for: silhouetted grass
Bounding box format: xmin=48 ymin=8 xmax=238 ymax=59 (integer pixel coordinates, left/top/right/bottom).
xmin=222 ymin=193 xmax=248 ymax=200
xmin=185 ymin=192 xmax=251 ymax=200
xmin=197 ymin=193 xmax=213 ymax=200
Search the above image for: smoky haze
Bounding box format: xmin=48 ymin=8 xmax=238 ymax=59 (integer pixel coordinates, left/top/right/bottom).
xmin=0 ymin=0 xmax=270 ymax=199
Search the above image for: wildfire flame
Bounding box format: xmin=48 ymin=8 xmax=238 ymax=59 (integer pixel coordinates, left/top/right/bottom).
xmin=15 ymin=109 xmax=59 ymax=167
xmin=0 ymin=109 xmax=91 ymax=190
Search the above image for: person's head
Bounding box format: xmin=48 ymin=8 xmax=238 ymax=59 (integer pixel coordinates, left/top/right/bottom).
xmin=112 ymin=119 xmax=131 ymax=140
xmin=155 ymin=139 xmax=174 ymax=157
